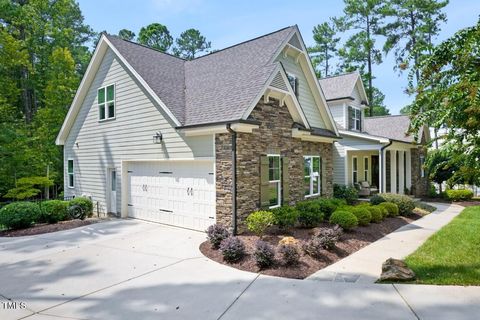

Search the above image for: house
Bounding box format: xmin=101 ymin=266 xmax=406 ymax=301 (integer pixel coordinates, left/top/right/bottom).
xmin=56 ymin=26 xmax=341 ymax=232
xmin=318 ymin=72 xmax=429 ymax=197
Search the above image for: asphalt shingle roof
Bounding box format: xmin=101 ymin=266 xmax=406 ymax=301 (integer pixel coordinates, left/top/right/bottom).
xmin=106 ymin=27 xmax=295 ymax=126
xmin=318 ymin=72 xmax=360 ymax=101
xmin=364 ymin=115 xmax=416 ymax=143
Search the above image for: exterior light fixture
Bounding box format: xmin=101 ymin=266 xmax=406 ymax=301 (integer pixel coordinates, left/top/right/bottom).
xmin=153 ymin=131 xmax=163 ymax=144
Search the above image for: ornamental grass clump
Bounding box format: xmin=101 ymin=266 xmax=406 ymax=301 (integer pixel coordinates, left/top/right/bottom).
xmin=206 ymin=224 xmax=230 ymax=249
xmin=253 ymin=240 xmax=275 ymax=268
xmin=219 ymin=236 xmax=245 ymax=263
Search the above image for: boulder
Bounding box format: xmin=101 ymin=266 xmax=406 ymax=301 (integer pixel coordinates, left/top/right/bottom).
xmin=380 ymin=258 xmax=416 ymax=281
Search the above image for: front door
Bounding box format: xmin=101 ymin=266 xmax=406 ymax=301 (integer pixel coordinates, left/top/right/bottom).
xmin=371 ymin=155 xmax=379 ymax=189
xmin=109 ymin=168 xmax=117 ymax=214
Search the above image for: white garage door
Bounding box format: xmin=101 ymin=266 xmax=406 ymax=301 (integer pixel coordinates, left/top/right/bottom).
xmin=127 ymin=161 xmax=216 ymax=231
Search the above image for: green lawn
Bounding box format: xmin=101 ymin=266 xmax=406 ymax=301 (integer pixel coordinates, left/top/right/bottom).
xmin=405 ymin=206 xmax=480 ymax=285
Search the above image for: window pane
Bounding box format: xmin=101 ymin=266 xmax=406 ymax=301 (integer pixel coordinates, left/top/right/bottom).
xmin=69 ymin=174 xmax=74 ymax=187
xmin=353 ymin=172 xmax=358 ymax=184
xmin=353 ymin=158 xmax=357 ymax=170
xmin=67 ymin=160 xmax=73 ymax=173
xmin=269 ymin=156 xmax=280 ymax=181
xmin=98 ymin=88 xmax=105 ymax=104
xmin=111 ymin=170 xmax=116 ymax=191
xmin=364 ymin=170 xmax=368 ymax=181
xmin=313 ymin=176 xmax=319 ymax=194
xmin=304 ymin=176 xmax=311 ymax=196
xmin=356 ymin=119 xmax=361 ymax=130
xmin=364 ymin=158 xmax=368 ymax=170
xmin=304 ymin=157 xmax=311 ymax=176
xmin=99 ymin=104 xmax=105 ymax=120
xmin=269 ymin=182 xmax=279 ymax=206
xmin=107 ymin=85 xmax=114 ymax=101
xmin=313 ymin=157 xmax=320 ymax=173
xmin=108 ymin=102 xmax=115 ymax=118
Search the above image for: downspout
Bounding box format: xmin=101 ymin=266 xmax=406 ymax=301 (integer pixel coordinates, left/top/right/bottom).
xmin=226 ymin=124 xmax=237 ymax=235
xmin=379 ymin=140 xmax=393 ymax=193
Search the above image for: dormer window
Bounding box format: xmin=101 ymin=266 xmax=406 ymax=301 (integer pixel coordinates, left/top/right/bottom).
xmin=348 ymin=106 xmax=362 ymax=131
xmin=287 ymin=73 xmax=298 ymax=96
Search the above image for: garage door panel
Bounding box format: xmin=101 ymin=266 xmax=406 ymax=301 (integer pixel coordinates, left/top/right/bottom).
xmin=127 ymin=161 xmax=215 ymax=231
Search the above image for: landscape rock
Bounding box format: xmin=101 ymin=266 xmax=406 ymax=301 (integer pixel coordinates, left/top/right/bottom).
xmin=380 ymin=258 xmax=416 ymax=281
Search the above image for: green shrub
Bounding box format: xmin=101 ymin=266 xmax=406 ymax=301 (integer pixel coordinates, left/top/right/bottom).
xmin=351 ymin=207 xmax=372 ymax=226
xmin=246 ymin=211 xmax=274 ymax=236
xmin=376 ymin=193 xmax=415 ymax=216
xmin=69 ymin=197 xmax=93 ymax=217
xmin=376 ymin=205 xmax=389 ymax=218
xmin=366 ymin=206 xmax=383 ymax=223
xmin=271 ymin=206 xmax=299 ymax=229
xmin=379 ymin=202 xmax=399 ymax=217
xmin=333 ymin=184 xmax=358 ymax=204
xmin=316 ymin=198 xmax=345 ymax=221
xmin=370 ymin=194 xmax=386 ymax=205
xmin=41 ymin=200 xmax=69 ymax=223
xmin=445 ymin=189 xmax=474 ymax=201
xmin=0 ymin=202 xmax=41 ymax=230
xmin=296 ymin=201 xmax=323 ymax=228
xmin=329 ymin=210 xmax=358 ymax=230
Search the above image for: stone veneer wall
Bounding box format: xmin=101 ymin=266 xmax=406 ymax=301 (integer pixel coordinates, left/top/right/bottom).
xmin=215 ymin=98 xmax=334 ymax=231
xmin=411 ymin=147 xmax=429 ymax=197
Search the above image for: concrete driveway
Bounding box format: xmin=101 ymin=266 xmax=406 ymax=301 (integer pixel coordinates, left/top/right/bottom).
xmin=0 ymin=218 xmax=479 ymax=320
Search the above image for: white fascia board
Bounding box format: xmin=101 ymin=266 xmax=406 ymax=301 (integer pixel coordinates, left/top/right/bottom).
xmin=292 ymin=128 xmax=338 ymax=144
xmin=181 ymin=125 xmax=228 ymax=136
xmin=230 ymin=123 xmax=259 ymax=133
xmin=339 ymin=129 xmax=390 ymax=144
xmin=103 ymin=37 xmax=181 ymax=127
xmin=56 ymin=37 xmax=108 ymax=145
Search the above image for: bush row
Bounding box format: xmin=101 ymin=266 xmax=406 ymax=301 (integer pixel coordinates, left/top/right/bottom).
xmin=0 ymin=197 xmax=94 ymax=230
xmin=207 ymin=224 xmax=343 ymax=267
xmin=370 ymin=193 xmax=415 ymax=216
xmin=445 ymin=189 xmax=473 ymax=201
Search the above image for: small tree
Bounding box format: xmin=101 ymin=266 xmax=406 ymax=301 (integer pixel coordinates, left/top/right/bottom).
xmin=118 ymin=29 xmax=136 ymax=41
xmin=5 ymin=177 xmax=54 ymax=200
xmin=138 ymin=23 xmax=173 ymax=52
xmin=173 ymin=29 xmax=211 ymax=60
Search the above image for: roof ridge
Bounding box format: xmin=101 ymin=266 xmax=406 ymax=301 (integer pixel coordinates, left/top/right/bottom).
xmin=319 ymin=71 xmax=359 ymax=80
xmin=188 ymin=26 xmax=294 ymax=62
xmin=105 ymin=34 xmax=187 ymax=61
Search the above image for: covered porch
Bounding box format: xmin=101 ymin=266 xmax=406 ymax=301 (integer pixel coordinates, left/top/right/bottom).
xmin=345 ymin=142 xmax=415 ymax=195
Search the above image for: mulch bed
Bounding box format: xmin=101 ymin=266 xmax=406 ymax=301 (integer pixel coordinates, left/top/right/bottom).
xmin=0 ymin=218 xmax=100 ymax=237
xmin=200 ymin=214 xmax=422 ymax=279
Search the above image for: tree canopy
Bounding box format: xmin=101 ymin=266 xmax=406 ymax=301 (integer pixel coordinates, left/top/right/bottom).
xmin=309 ymin=20 xmax=340 ymax=77
xmin=138 ymin=23 xmax=173 ymax=52
xmin=173 ymin=28 xmax=211 ymax=60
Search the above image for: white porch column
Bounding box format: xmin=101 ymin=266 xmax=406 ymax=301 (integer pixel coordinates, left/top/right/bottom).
xmin=406 ymin=150 xmax=412 ymax=191
xmin=398 ymin=151 xmax=405 ymax=194
xmin=380 ymin=149 xmax=387 ymax=193
xmin=390 ymin=150 xmax=397 ymax=193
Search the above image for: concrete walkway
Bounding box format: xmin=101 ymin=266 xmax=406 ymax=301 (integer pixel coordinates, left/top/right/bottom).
xmin=308 ymin=202 xmax=465 ymax=283
xmin=1 ymin=205 xmax=478 ymax=320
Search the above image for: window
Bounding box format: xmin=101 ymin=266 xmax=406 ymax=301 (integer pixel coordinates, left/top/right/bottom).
xmin=268 ymin=155 xmax=281 ymax=208
xmin=304 ymin=156 xmax=321 ymax=197
xmin=364 ymin=157 xmax=369 ymax=181
xmin=98 ymin=84 xmax=115 ymax=120
xmin=287 ymin=73 xmax=298 ymax=96
xmin=420 ymin=155 xmax=425 ymax=178
xmin=352 ymin=156 xmax=358 ymax=184
xmin=348 ymin=106 xmax=362 ymax=131
xmin=68 ymin=159 xmax=74 ymax=188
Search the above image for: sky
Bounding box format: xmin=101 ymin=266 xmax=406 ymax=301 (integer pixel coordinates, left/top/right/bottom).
xmin=76 ymin=0 xmax=480 ymax=115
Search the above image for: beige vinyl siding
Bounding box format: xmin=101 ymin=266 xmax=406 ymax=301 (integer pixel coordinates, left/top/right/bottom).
xmin=328 ymin=103 xmax=345 ymax=129
xmin=333 ymin=142 xmax=346 ymax=185
xmin=270 ymin=72 xmax=288 ymax=91
xmin=276 ymin=54 xmax=326 ymax=128
xmin=64 ymin=48 xmax=213 ymax=213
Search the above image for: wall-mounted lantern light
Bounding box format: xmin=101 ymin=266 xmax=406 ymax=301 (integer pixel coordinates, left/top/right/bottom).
xmin=153 ymin=131 xmax=163 ymax=144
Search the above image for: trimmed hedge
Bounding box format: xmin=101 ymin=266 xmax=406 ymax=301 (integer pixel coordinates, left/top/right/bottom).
xmin=329 ymin=210 xmax=358 ymax=230
xmin=351 ymin=207 xmax=372 ymax=226
xmin=0 ymin=202 xmax=41 ymax=230
xmin=271 ymin=206 xmax=298 ymax=229
xmin=41 ymin=200 xmax=69 ymax=223
xmin=366 ymin=206 xmax=383 ymax=223
xmin=316 ymin=198 xmax=345 ymax=221
xmin=379 ymin=202 xmax=399 ymax=217
xmin=445 ymin=189 xmax=474 ymax=201
xmin=376 ymin=205 xmax=389 ymax=219
xmin=296 ymin=201 xmax=323 ymax=228
xmin=69 ymin=197 xmax=93 ymax=217
xmin=372 ymin=193 xmax=415 ymax=216
xmin=333 ymin=184 xmax=358 ymax=204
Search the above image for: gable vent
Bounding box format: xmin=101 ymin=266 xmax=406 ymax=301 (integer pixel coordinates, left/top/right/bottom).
xmin=288 ymin=34 xmax=302 ymax=50
xmin=270 ymin=72 xmax=288 ymax=92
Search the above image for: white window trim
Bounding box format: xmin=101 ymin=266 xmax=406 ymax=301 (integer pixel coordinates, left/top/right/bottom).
xmin=268 ymin=154 xmax=281 ymax=209
xmin=349 ymin=106 xmax=361 ymax=131
xmin=67 ymin=159 xmax=74 ymax=188
xmin=352 ymin=156 xmax=358 ymax=184
xmin=98 ymin=83 xmax=116 ymax=122
xmin=304 ymin=155 xmax=321 ymax=198
xmin=364 ymin=156 xmax=369 ymax=182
